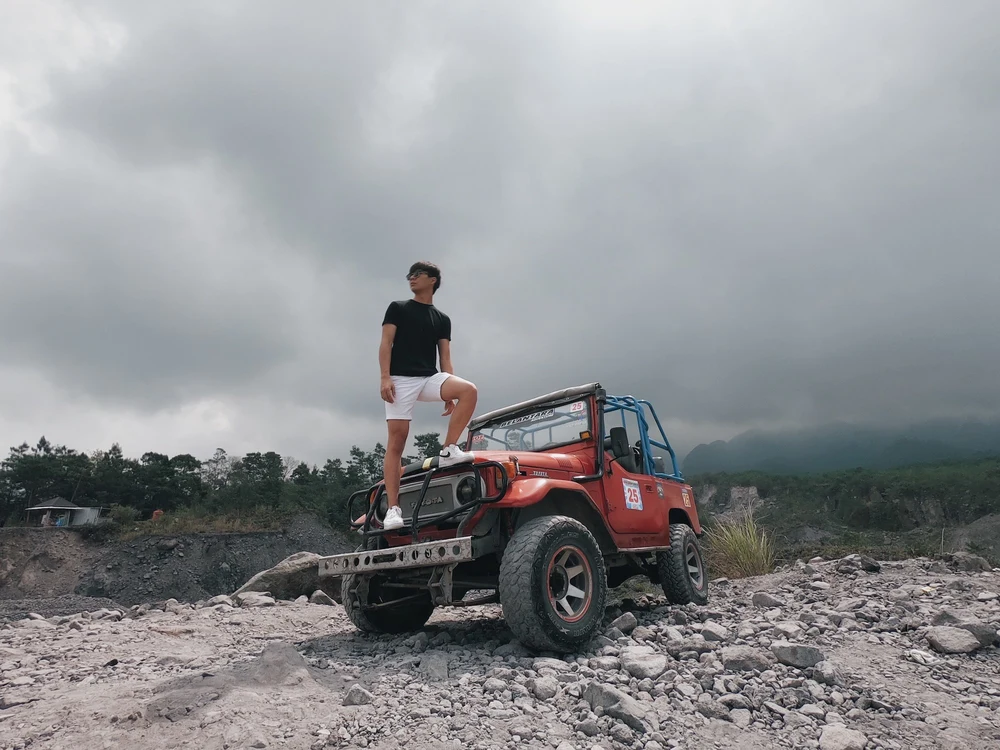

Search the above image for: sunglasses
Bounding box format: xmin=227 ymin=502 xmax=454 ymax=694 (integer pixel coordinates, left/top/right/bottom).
xmin=406 ymin=271 xmax=430 ymax=280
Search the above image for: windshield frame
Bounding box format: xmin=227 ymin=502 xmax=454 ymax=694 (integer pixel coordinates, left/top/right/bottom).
xmin=467 ymin=395 xmax=594 ymax=453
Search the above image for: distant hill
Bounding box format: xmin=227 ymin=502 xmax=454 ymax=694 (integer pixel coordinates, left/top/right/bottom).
xmin=682 ymin=418 xmax=1000 ymax=475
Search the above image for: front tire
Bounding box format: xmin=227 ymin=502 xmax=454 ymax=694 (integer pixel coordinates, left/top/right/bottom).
xmin=342 ymin=540 xmax=435 ymax=634
xmin=658 ymin=523 xmax=709 ymax=605
xmin=499 ymin=515 xmax=607 ymax=653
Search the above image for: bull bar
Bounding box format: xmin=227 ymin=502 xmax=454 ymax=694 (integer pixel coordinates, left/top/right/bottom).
xmin=342 ymin=458 xmax=509 ymax=545
xmin=319 ymin=536 xmax=474 ymax=576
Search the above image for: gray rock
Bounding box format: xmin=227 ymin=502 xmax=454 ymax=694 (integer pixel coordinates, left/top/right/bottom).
xmin=631 ymin=625 xmax=656 ymax=641
xmin=610 ymin=723 xmax=634 ymax=743
xmin=529 ymin=676 xmax=559 ymax=700
xmin=700 ymin=622 xmax=729 ymax=642
xmin=752 ymin=592 xmax=785 ymax=608
xmin=588 ymin=656 xmax=621 ymax=671
xmin=730 ymin=709 xmax=752 ymax=728
xmin=784 ymin=711 xmax=812 ymax=729
xmin=483 ymin=677 xmax=507 ymax=693
xmin=819 ymin=725 xmax=867 ymax=750
xmin=858 ymin=554 xmax=881 ymax=572
xmin=611 ymin=611 xmax=638 ymax=633
xmin=721 ymin=645 xmax=775 ymax=672
xmin=800 ymin=703 xmax=827 ymax=719
xmin=955 ymin=620 xmax=1000 ymax=648
xmin=931 ymin=609 xmax=962 ymax=626
xmin=620 ymin=646 xmax=668 ymax=679
xmin=770 ymin=641 xmax=825 ymax=669
xmin=343 ymin=685 xmax=373 ymax=706
xmin=717 ymin=693 xmax=752 ymax=710
xmin=834 ymin=598 xmax=867 ymax=611
xmin=926 ymin=626 xmax=982 ymax=654
xmin=533 ymin=657 xmax=574 ymax=673
xmin=234 ymin=551 xmax=341 ymax=603
xmin=582 ymin=681 xmax=653 ymax=733
xmin=772 ymin=621 xmax=804 ymax=639
xmin=308 ymin=590 xmax=334 ymax=606
xmin=234 ymin=592 xmax=276 ymax=608
xmin=696 ymin=701 xmax=731 ymax=721
xmin=943 ymin=551 xmax=991 ymax=572
xmin=812 ymin=660 xmax=844 ymax=687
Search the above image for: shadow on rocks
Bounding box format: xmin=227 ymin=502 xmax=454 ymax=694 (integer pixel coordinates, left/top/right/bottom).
xmin=144 ymin=641 xmax=355 ymax=723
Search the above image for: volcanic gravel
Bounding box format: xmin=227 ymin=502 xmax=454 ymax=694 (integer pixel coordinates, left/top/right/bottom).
xmin=2 ymin=553 xmax=999 ymax=750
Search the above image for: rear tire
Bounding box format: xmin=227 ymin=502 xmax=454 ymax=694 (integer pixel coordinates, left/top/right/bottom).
xmin=499 ymin=515 xmax=607 ymax=653
xmin=342 ymin=540 xmax=435 ymax=634
xmin=658 ymin=523 xmax=709 ymax=605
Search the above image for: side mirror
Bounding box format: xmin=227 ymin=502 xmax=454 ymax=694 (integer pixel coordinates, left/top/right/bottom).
xmin=609 ymin=427 xmax=631 ymax=460
xmin=606 ymin=427 xmax=638 ymax=473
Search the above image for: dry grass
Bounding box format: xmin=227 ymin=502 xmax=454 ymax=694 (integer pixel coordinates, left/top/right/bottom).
xmin=704 ymin=503 xmax=777 ymax=579
xmin=115 ymin=506 xmax=287 ymax=540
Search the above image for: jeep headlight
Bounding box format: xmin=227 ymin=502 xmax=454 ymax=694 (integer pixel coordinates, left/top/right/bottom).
xmin=456 ymin=475 xmax=480 ymax=505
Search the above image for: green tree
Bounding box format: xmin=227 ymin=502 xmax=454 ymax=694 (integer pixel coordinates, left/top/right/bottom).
xmin=413 ymin=432 xmax=443 ymax=458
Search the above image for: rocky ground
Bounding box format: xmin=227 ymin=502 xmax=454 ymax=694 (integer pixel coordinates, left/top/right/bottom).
xmin=2 ymin=552 xmax=999 ymax=750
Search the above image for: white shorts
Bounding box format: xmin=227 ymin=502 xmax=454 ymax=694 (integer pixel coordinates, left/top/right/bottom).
xmin=385 ymin=372 xmax=451 ymax=421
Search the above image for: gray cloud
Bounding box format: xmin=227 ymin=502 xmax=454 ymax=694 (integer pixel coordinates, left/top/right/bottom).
xmin=1 ymin=0 xmax=999 ymax=464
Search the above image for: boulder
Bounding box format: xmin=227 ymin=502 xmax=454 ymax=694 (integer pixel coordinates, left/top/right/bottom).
xmin=233 ymin=551 xmax=341 ymax=603
xmin=942 ymin=551 xmax=991 ymax=572
xmin=582 ymin=681 xmax=653 ymax=733
xmin=770 ymin=641 xmax=825 ymax=669
xmin=926 ymin=626 xmax=982 ymax=654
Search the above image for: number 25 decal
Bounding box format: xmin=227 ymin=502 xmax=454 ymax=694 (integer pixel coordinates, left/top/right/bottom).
xmin=622 ymin=478 xmax=643 ymax=511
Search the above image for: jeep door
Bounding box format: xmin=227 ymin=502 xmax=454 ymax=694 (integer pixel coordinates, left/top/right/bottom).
xmin=600 ymin=413 xmax=668 ymax=535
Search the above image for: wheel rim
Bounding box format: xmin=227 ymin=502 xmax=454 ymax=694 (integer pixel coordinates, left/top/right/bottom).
xmin=685 ymin=540 xmax=705 ymax=590
xmin=546 ymin=545 xmax=593 ymax=623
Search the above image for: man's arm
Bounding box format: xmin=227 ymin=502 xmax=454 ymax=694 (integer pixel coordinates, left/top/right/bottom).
xmin=438 ymin=338 xmax=453 ymax=374
xmin=380 ymin=324 xmax=396 ymax=402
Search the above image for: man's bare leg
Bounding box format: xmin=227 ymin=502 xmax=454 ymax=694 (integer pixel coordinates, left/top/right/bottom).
xmin=384 ymin=419 xmax=409 ymax=506
xmin=438 ymin=376 xmax=478 ymax=466
xmin=380 ymin=419 xmax=409 ymax=529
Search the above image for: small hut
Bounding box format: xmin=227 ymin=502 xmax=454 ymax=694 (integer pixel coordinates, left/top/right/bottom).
xmin=26 ymin=497 xmax=105 ymax=527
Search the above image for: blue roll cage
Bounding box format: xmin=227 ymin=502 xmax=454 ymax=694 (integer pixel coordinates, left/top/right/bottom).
xmin=604 ymin=395 xmax=683 ymax=481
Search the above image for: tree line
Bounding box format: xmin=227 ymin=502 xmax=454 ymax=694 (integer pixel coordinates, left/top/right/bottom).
xmin=691 ymin=456 xmax=1000 ymax=532
xmin=0 ymin=433 xmax=444 ymax=528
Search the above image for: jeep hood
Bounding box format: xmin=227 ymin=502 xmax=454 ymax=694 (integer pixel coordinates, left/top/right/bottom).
xmin=471 ymin=450 xmax=589 ymax=474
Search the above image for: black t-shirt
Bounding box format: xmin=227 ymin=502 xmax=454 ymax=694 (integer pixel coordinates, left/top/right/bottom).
xmin=382 ymin=300 xmax=452 ymax=377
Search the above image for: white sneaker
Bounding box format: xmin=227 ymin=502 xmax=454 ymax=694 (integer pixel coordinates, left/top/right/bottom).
xmin=383 ymin=505 xmax=404 ymax=530
xmin=439 ymin=443 xmax=475 ymax=468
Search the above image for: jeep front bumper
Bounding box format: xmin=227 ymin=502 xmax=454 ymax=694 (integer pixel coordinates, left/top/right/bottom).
xmin=317 ymin=536 xmax=474 ymax=576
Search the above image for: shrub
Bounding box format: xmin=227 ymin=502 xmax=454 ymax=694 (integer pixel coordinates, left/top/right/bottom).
xmin=704 ymin=506 xmax=776 ymax=578
xmin=109 ymin=505 xmax=140 ymax=525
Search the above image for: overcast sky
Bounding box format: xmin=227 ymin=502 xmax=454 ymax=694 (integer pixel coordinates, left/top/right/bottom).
xmin=1 ymin=0 xmax=998 ymax=467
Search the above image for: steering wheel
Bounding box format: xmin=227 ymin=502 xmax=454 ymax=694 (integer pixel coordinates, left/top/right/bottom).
xmin=633 ymin=441 xmax=645 ymax=471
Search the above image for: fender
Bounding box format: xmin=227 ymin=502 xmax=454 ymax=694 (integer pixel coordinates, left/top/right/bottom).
xmin=499 ymin=478 xmax=598 ymax=508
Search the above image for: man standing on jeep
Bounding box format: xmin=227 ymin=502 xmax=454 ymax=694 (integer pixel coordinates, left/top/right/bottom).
xmin=377 ymin=261 xmax=477 ymax=530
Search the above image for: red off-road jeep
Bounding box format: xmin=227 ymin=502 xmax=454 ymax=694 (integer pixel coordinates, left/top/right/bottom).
xmin=318 ymin=383 xmax=708 ymax=653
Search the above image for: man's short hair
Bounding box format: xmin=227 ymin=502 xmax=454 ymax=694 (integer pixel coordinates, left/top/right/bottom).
xmin=409 ymin=261 xmax=441 ymax=292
